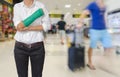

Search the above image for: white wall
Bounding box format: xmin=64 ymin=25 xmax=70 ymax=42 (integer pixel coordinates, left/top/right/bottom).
xmin=106 ymin=0 xmax=120 ymax=12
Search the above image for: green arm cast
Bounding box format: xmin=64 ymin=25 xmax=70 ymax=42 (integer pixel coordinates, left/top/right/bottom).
xmin=22 ymin=9 xmax=44 ymax=27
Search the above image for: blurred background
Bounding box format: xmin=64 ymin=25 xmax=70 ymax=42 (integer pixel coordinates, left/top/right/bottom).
xmin=0 ymin=0 xmax=120 ymax=77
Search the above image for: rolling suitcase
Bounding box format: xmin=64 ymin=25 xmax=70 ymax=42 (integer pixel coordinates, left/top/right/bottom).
xmin=68 ymin=28 xmax=85 ymax=71
xmin=68 ymin=46 xmax=85 ymax=71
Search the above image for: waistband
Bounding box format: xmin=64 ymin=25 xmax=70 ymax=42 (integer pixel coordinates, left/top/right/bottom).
xmin=16 ymin=41 xmax=43 ymax=48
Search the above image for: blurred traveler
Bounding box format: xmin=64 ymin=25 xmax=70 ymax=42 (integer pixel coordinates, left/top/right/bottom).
xmin=57 ymin=17 xmax=66 ymax=45
xmin=78 ymin=0 xmax=112 ymax=70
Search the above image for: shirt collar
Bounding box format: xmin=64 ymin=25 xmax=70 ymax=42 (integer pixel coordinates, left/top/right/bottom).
xmin=22 ymin=0 xmax=36 ymax=8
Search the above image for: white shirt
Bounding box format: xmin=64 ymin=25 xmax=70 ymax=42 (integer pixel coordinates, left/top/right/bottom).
xmin=13 ymin=0 xmax=50 ymax=44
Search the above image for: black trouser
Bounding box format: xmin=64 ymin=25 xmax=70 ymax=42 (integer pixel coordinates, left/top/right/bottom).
xmin=14 ymin=41 xmax=45 ymax=77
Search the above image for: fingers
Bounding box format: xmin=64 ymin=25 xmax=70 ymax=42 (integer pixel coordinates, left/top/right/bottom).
xmin=17 ymin=22 xmax=26 ymax=31
xmin=17 ymin=27 xmax=29 ymax=31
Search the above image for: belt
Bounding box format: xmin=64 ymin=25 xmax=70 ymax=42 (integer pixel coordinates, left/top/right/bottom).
xmin=16 ymin=41 xmax=43 ymax=48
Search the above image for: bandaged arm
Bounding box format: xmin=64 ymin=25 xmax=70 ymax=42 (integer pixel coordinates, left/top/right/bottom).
xmin=13 ymin=4 xmax=50 ymax=31
xmin=22 ymin=9 xmax=44 ymax=27
xmin=24 ymin=6 xmax=50 ymax=32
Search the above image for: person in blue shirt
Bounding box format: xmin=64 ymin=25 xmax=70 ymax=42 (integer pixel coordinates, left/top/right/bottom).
xmin=78 ymin=0 xmax=112 ymax=70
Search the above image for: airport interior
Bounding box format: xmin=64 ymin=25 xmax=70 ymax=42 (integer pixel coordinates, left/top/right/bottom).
xmin=0 ymin=0 xmax=120 ymax=77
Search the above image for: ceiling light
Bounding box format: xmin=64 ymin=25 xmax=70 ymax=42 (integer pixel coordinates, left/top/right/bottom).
xmin=65 ymin=4 xmax=71 ymax=8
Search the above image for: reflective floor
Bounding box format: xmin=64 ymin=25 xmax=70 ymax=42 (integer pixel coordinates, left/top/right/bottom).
xmin=0 ymin=34 xmax=120 ymax=77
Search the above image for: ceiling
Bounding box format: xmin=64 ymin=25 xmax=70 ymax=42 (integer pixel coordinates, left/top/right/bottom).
xmin=38 ymin=0 xmax=94 ymax=14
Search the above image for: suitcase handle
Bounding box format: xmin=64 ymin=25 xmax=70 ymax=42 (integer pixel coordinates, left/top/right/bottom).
xmin=73 ymin=28 xmax=84 ymax=48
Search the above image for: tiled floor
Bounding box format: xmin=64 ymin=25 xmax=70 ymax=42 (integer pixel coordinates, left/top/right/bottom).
xmin=0 ymin=34 xmax=120 ymax=77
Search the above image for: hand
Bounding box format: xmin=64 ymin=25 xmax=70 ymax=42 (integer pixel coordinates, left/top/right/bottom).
xmin=76 ymin=22 xmax=83 ymax=29
xmin=17 ymin=22 xmax=25 ymax=31
xmin=22 ymin=27 xmax=29 ymax=31
xmin=26 ymin=25 xmax=43 ymax=31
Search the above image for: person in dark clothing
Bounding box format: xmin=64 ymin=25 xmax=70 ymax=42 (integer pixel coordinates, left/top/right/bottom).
xmin=57 ymin=17 xmax=66 ymax=44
